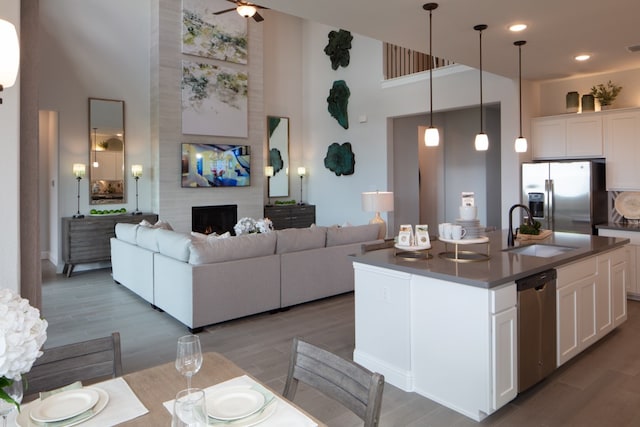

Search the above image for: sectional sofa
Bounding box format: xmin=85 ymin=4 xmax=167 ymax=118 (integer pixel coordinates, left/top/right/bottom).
xmin=110 ymin=222 xmax=383 ymax=332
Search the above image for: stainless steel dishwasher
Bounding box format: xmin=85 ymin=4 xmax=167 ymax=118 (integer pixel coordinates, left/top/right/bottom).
xmin=517 ymin=269 xmax=557 ymax=393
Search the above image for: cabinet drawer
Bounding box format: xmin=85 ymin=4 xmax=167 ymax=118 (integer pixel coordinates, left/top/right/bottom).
xmin=556 ymin=256 xmax=597 ymax=288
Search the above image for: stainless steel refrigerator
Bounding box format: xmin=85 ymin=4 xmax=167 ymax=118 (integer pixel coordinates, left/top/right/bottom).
xmin=521 ymin=160 xmax=607 ymax=234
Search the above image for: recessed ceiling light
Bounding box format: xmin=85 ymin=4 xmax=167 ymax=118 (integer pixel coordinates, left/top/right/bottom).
xmin=575 ymin=54 xmax=591 ymax=61
xmin=509 ymin=24 xmax=527 ymax=32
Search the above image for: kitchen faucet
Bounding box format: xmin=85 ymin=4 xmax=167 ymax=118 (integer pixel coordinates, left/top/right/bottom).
xmin=508 ymin=204 xmax=534 ymax=247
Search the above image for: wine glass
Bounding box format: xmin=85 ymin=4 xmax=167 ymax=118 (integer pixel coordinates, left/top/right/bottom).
xmin=175 ymin=335 xmax=203 ymax=389
xmin=172 ymin=388 xmax=208 ymax=427
xmin=0 ymin=378 xmax=23 ymax=427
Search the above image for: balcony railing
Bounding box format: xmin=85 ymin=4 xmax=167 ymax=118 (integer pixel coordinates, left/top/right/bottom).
xmin=383 ymin=42 xmax=454 ymax=80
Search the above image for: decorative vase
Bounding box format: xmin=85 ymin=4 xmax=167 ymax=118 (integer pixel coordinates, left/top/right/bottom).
xmin=566 ymin=91 xmax=579 ymax=113
xmin=581 ymin=94 xmax=595 ymax=112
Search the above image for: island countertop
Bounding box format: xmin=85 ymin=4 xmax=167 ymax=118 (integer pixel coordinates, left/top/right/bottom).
xmin=352 ymin=230 xmax=629 ymax=288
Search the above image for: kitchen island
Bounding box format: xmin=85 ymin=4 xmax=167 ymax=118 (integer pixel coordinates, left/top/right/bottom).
xmin=351 ymin=230 xmax=629 ymax=421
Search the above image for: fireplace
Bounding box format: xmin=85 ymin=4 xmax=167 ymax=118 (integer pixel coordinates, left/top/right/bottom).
xmin=192 ymin=205 xmax=238 ymax=235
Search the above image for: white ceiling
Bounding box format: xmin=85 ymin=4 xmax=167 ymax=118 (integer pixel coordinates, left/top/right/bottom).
xmin=257 ymin=0 xmax=640 ymax=82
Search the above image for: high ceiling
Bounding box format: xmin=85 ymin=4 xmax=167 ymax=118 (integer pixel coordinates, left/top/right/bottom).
xmin=257 ymin=0 xmax=640 ymax=81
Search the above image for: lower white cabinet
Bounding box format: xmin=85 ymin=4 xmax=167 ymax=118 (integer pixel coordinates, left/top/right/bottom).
xmin=491 ymin=306 xmax=517 ymax=410
xmin=556 ymin=247 xmax=627 ymax=366
xmin=598 ymin=228 xmax=640 ymax=300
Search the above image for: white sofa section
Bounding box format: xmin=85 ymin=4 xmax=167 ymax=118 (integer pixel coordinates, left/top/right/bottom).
xmin=110 ymin=223 xmax=382 ymax=331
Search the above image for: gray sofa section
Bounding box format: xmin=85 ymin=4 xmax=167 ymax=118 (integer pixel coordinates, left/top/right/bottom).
xmin=110 ymin=223 xmax=382 ymax=331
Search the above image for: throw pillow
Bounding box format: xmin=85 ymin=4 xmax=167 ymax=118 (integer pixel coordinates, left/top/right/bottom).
xmin=139 ymin=219 xmax=173 ymax=230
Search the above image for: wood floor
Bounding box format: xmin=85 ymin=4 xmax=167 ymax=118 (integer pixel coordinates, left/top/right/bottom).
xmin=41 ymin=262 xmax=640 ymax=426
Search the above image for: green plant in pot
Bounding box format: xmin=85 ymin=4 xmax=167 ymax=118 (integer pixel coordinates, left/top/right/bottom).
xmin=590 ymin=80 xmax=622 ymax=108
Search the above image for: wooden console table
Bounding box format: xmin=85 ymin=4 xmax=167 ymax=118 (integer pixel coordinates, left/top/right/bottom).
xmin=61 ymin=213 xmax=157 ymax=277
xmin=264 ymin=204 xmax=316 ymax=229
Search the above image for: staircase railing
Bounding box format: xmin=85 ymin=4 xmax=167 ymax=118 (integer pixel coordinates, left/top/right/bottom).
xmin=383 ymin=42 xmax=454 ymax=80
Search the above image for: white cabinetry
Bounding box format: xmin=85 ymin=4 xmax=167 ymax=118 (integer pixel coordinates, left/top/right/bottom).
xmin=603 ymin=109 xmax=640 ymax=190
xmin=353 ymin=263 xmax=517 ymax=421
xmin=532 ymin=114 xmax=603 ymax=159
xmin=556 ymin=247 xmax=628 ymax=366
xmin=598 ymin=228 xmax=640 ymax=300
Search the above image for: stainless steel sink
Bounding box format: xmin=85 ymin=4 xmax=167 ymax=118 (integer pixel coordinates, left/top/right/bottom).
xmin=504 ymin=244 xmax=576 ymax=258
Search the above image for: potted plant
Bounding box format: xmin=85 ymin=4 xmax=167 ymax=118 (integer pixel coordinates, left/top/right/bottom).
xmin=590 ymin=80 xmax=622 ymax=109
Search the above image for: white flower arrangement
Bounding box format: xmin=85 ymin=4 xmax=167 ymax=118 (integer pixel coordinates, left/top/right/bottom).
xmin=234 ymin=217 xmax=274 ymax=235
xmin=0 ymin=288 xmax=48 ymax=408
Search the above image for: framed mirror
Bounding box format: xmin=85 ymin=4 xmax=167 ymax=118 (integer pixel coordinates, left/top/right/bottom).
xmin=267 ymin=116 xmax=289 ymax=198
xmin=89 ymin=98 xmax=125 ymax=204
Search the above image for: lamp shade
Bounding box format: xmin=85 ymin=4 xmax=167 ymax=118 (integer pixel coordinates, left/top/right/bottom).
xmin=237 ymin=4 xmax=257 ymax=17
xmin=515 ymin=137 xmax=528 ymax=153
xmin=297 ymin=166 xmax=306 ymax=176
xmin=73 ymin=163 xmax=86 ymax=178
xmin=425 ymin=127 xmax=440 ymax=147
xmin=474 ymin=133 xmax=489 ymax=151
xmin=361 ymin=191 xmax=394 ymax=213
xmin=264 ymin=166 xmax=274 ymax=177
xmin=0 ymin=19 xmax=19 ymax=88
xmin=131 ymin=164 xmax=143 ymax=178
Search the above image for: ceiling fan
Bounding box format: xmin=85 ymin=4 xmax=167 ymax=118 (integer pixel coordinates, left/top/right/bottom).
xmin=214 ymin=0 xmax=268 ymax=22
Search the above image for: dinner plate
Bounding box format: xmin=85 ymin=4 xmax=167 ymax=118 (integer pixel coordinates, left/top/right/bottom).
xmin=209 ymin=398 xmax=277 ymax=427
xmin=206 ymin=386 xmax=266 ymax=421
xmin=18 ymin=387 xmax=109 ymax=427
xmin=614 ymin=192 xmax=640 ymax=219
xmin=30 ymin=388 xmax=100 ymax=423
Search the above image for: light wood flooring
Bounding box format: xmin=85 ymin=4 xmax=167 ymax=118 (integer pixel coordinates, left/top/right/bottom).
xmin=41 ymin=263 xmax=640 ymax=426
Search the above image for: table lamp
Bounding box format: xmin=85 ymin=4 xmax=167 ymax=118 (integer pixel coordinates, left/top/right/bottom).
xmin=131 ymin=164 xmax=143 ymax=215
xmin=298 ymin=167 xmax=306 ymax=205
xmin=72 ymin=163 xmax=86 ymax=218
xmin=265 ymin=166 xmax=274 ymax=205
xmin=361 ymin=191 xmax=394 ymax=238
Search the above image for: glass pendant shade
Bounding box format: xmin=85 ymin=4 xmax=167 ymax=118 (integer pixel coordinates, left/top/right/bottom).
xmin=0 ymin=19 xmax=20 ymax=89
xmin=425 ymin=127 xmax=439 ymax=147
xmin=475 ymin=133 xmax=489 ymax=151
xmin=237 ymin=5 xmax=257 ymax=17
xmin=514 ymin=40 xmax=527 ymax=153
xmin=515 ymin=136 xmax=528 ymax=153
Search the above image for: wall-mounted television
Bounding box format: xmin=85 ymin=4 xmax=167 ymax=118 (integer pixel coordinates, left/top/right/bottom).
xmin=181 ymin=143 xmax=250 ymax=188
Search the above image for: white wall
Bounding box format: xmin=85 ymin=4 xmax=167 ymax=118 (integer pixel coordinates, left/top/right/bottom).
xmin=0 ymin=2 xmax=20 ymax=293
xmin=39 ymin=0 xmax=151 ymax=262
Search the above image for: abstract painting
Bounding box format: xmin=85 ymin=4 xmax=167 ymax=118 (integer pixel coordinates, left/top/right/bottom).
xmin=182 ymin=0 xmax=248 ymax=64
xmin=182 ymin=60 xmax=248 ymax=137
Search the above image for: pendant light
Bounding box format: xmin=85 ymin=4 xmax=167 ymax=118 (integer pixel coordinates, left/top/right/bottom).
xmin=474 ymin=24 xmax=488 ymax=151
xmin=514 ymin=40 xmax=527 ymax=153
xmin=423 ymin=3 xmax=439 ymax=147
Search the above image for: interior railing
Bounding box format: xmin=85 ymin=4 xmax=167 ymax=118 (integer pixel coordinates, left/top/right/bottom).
xmin=383 ymin=42 xmax=454 ymax=80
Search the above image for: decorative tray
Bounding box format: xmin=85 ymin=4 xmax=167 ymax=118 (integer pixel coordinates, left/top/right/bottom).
xmin=394 ymin=243 xmax=431 ymax=251
xmin=438 ymin=236 xmax=489 ymax=245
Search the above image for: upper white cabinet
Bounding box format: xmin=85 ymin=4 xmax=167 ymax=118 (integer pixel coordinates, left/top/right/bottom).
xmin=603 ymin=108 xmax=640 ymax=190
xmin=532 ymin=114 xmax=603 ymax=159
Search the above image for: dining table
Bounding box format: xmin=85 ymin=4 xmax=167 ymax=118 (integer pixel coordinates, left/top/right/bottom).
xmin=120 ymin=351 xmax=326 ymax=426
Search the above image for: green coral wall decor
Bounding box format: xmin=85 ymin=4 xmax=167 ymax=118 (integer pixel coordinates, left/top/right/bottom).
xmin=324 ymin=142 xmax=355 ymax=176
xmin=269 ymin=148 xmax=284 ymax=174
xmin=327 ymin=80 xmax=350 ymax=129
xmin=324 ymin=29 xmax=353 ymax=70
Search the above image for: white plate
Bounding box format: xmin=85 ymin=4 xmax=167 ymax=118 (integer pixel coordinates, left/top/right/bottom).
xmin=30 ymin=388 xmax=100 ymax=423
xmin=206 ymin=386 xmax=266 ymax=421
xmin=209 ymin=398 xmax=277 ymax=427
xmin=19 ymin=387 xmax=109 ymax=427
xmin=615 ymin=192 xmax=640 ymax=219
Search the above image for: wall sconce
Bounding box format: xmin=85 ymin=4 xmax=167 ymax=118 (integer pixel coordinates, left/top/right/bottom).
xmin=0 ymin=18 xmax=20 ymax=105
xmin=131 ymin=164 xmax=143 ymax=215
xmin=298 ymin=167 xmax=306 ymax=205
xmin=361 ymin=191 xmax=394 ymax=238
xmin=265 ymin=166 xmax=274 ymax=205
xmin=474 ymin=24 xmax=489 ymax=151
xmin=72 ymin=164 xmax=86 ymax=219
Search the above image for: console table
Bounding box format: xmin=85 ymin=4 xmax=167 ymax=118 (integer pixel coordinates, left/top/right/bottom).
xmin=264 ymin=204 xmax=315 ymax=229
xmin=61 ymin=213 xmax=157 ymax=277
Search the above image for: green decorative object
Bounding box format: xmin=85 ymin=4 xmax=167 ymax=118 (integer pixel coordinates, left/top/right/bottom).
xmin=269 ymin=148 xmax=284 ymax=174
xmin=327 ymin=80 xmax=350 ymax=129
xmin=324 ymin=142 xmax=355 ymax=176
xmin=590 ymin=80 xmax=622 ymax=107
xmin=324 ymin=29 xmax=353 ymax=70
xmin=267 ymin=116 xmax=281 ymax=138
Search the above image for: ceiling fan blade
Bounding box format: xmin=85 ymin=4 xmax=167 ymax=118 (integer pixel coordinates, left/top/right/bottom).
xmin=213 ymin=7 xmax=236 ymax=15
xmin=252 ymin=11 xmax=264 ymax=22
